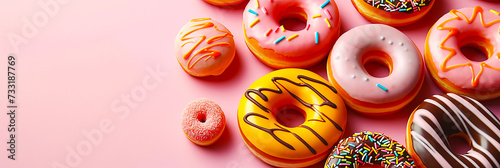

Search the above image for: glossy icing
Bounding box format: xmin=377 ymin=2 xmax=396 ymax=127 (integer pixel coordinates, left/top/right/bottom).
xmin=426 ymin=6 xmax=500 ymax=99
xmin=406 ymin=93 xmax=500 ymax=168
xmin=242 ymin=0 xmax=340 ymax=68
xmin=325 ymin=131 xmax=415 ymax=168
xmin=237 ymin=68 xmax=347 ymax=167
xmin=327 ymin=24 xmax=424 ymax=114
xmin=175 ymin=18 xmax=235 ymax=77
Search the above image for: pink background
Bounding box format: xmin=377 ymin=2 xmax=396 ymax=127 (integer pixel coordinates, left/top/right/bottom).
xmin=1 ymin=0 xmax=500 ymax=167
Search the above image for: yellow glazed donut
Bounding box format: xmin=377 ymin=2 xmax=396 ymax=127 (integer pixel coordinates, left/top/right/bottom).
xmin=237 ymin=68 xmax=347 ymax=167
xmin=243 ymin=0 xmax=341 ymax=68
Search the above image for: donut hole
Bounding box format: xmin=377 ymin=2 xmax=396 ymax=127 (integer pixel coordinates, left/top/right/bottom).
xmin=197 ymin=113 xmax=207 ymax=123
xmin=459 ymin=36 xmax=493 ymax=62
xmin=274 ymin=104 xmax=306 ymax=128
xmin=362 ymin=50 xmax=393 ymax=78
xmin=277 ymin=6 xmax=308 ymax=31
xmin=448 ymin=133 xmax=471 ymax=155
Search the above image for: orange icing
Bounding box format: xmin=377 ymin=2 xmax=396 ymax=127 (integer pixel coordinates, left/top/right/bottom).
xmin=180 ymin=18 xmax=233 ymax=69
xmin=437 ymin=6 xmax=500 ymax=87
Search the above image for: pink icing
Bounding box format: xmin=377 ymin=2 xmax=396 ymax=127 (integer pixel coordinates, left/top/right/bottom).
xmin=181 ymin=98 xmax=225 ymax=144
xmin=243 ymin=0 xmax=340 ymax=56
xmin=427 ymin=6 xmax=500 ymax=92
xmin=328 ymin=24 xmax=423 ymax=104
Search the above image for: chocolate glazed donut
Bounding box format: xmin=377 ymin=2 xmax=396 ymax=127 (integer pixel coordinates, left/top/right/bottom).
xmin=406 ymin=93 xmax=500 ymax=167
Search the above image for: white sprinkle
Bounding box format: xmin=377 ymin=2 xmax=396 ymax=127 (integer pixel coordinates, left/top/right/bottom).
xmin=380 ymin=36 xmax=385 ymax=40
xmin=351 ymin=75 xmax=356 ymax=79
xmin=388 ymin=41 xmax=393 ymax=45
xmin=364 ymin=77 xmax=369 ymax=81
xmin=399 ymin=42 xmax=404 ymax=46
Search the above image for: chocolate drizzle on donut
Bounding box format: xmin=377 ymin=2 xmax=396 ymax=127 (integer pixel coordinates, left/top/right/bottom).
xmin=243 ymin=75 xmax=342 ymax=154
xmin=409 ymin=93 xmax=500 ymax=168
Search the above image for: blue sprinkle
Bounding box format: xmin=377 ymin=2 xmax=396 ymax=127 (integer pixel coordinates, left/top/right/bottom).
xmin=315 ymin=32 xmax=319 ymax=44
xmin=368 ymin=136 xmax=375 ymax=142
xmin=321 ymin=0 xmax=330 ymax=8
xmin=377 ymin=84 xmax=388 ymax=92
xmin=248 ymin=9 xmax=258 ymax=16
xmin=274 ymin=36 xmax=286 ymax=44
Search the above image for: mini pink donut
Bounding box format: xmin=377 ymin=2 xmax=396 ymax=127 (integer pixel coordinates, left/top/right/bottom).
xmin=181 ymin=98 xmax=226 ymax=146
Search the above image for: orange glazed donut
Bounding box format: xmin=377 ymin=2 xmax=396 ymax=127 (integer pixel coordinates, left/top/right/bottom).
xmin=327 ymin=24 xmax=424 ymax=115
xmin=237 ymin=68 xmax=347 ymax=167
xmin=243 ymin=0 xmax=341 ymax=68
xmin=351 ymin=0 xmax=435 ymax=26
xmin=202 ymin=0 xmax=245 ymax=6
xmin=425 ymin=6 xmax=500 ymax=100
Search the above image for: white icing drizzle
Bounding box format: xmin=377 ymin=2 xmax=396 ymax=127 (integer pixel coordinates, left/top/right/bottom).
xmin=409 ymin=93 xmax=500 ymax=167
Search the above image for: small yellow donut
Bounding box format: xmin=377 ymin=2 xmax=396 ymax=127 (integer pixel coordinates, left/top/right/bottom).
xmin=237 ymin=68 xmax=347 ymax=167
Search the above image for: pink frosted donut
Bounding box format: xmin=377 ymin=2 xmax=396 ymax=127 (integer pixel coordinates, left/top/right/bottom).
xmin=242 ymin=0 xmax=341 ymax=68
xmin=181 ymin=98 xmax=226 ymax=146
xmin=425 ymin=6 xmax=500 ymax=100
xmin=327 ymin=24 xmax=424 ymax=115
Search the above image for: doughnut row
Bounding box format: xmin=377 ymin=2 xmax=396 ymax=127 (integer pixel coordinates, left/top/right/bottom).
xmin=174 ymin=1 xmax=500 ymax=168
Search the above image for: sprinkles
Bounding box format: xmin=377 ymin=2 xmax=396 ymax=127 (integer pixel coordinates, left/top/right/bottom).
xmin=315 ymin=32 xmax=319 ymax=44
xmin=287 ymin=34 xmax=298 ymax=41
xmin=280 ymin=25 xmax=286 ymax=32
xmin=364 ymin=0 xmax=431 ymax=13
xmin=255 ymin=0 xmax=260 ymax=8
xmin=324 ymin=18 xmax=331 ymax=28
xmin=265 ymin=28 xmax=272 ymax=36
xmin=312 ymin=14 xmax=322 ymax=18
xmin=325 ymin=131 xmax=415 ymax=168
xmin=491 ymin=9 xmax=500 ymax=15
xmin=377 ymin=84 xmax=388 ymax=92
xmin=249 ymin=18 xmax=260 ymax=28
xmin=324 ymin=9 xmax=332 ymax=20
xmin=321 ymin=0 xmax=330 ymax=8
xmin=248 ymin=9 xmax=258 ymax=16
xmin=274 ymin=36 xmax=286 ymax=44
xmin=262 ymin=7 xmax=268 ymax=15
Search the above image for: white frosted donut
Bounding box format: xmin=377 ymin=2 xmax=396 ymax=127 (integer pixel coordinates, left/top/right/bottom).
xmin=327 ymin=24 xmax=424 ymax=115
